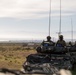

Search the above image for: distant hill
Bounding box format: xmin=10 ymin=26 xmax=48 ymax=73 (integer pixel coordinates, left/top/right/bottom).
xmin=0 ymin=39 xmax=75 ymax=43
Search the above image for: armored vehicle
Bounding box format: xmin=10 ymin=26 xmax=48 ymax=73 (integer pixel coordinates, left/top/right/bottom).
xmin=67 ymin=46 xmax=76 ymax=69
xmin=23 ymin=42 xmax=73 ymax=74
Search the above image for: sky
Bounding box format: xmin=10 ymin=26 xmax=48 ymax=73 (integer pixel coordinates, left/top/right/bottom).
xmin=0 ymin=0 xmax=76 ymax=41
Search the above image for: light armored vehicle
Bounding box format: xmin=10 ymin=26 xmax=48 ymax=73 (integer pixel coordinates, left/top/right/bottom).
xmin=67 ymin=46 xmax=76 ymax=69
xmin=23 ymin=42 xmax=73 ymax=74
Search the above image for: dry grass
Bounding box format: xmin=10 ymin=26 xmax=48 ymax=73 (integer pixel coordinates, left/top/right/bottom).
xmin=0 ymin=43 xmax=36 ymax=70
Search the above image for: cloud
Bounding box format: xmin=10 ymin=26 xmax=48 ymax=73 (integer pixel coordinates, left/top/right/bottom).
xmin=0 ymin=0 xmax=76 ymax=19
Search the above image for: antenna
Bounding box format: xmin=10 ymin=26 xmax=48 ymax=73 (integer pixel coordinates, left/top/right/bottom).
xmin=49 ymin=0 xmax=51 ymax=36
xmin=71 ymin=18 xmax=73 ymax=43
xmin=59 ymin=0 xmax=61 ymax=36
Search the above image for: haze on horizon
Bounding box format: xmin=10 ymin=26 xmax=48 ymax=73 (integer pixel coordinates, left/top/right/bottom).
xmin=0 ymin=0 xmax=76 ymax=41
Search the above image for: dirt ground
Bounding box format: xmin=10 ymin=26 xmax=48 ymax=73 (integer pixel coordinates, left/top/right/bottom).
xmin=0 ymin=45 xmax=36 ymax=70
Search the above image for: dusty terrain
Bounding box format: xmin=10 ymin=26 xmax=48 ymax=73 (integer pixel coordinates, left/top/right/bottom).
xmin=0 ymin=43 xmax=36 ymax=70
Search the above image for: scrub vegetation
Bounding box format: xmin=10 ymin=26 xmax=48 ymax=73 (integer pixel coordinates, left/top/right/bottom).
xmin=0 ymin=43 xmax=36 ymax=70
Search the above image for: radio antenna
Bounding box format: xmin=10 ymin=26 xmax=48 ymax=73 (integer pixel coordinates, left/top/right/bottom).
xmin=59 ymin=0 xmax=62 ymax=36
xmin=49 ymin=0 xmax=51 ymax=36
xmin=71 ymin=18 xmax=73 ymax=43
